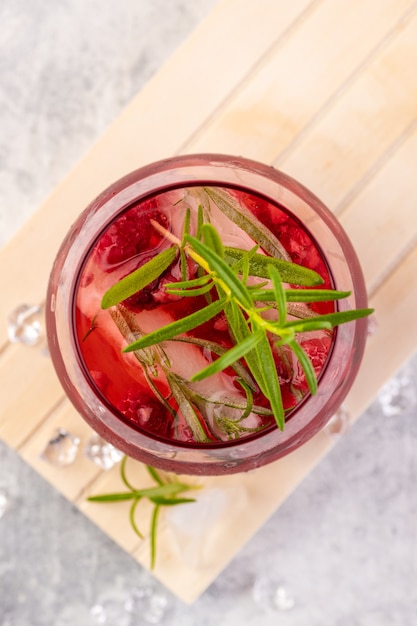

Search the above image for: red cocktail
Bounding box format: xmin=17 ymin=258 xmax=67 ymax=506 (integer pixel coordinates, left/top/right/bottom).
xmin=46 ymin=155 xmax=369 ymax=475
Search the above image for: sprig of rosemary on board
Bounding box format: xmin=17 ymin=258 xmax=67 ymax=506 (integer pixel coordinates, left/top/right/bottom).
xmin=101 ymin=189 xmax=373 ymax=433
xmin=87 ymin=457 xmax=200 ymax=569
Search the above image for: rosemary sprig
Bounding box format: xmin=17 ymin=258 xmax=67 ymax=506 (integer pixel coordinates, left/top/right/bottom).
xmin=87 ymin=457 xmax=200 ymax=569
xmin=99 ymin=189 xmax=373 ymax=435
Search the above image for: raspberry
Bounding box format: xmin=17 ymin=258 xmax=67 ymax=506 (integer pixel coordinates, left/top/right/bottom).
xmin=118 ymin=389 xmax=174 ymax=439
xmin=233 ymin=190 xmax=289 ymax=230
xmin=277 ymin=223 xmax=321 ymax=270
xmin=292 ymin=336 xmax=332 ymax=393
xmin=234 ymin=190 xmax=273 ymax=216
xmin=96 ymin=199 xmax=168 ymax=269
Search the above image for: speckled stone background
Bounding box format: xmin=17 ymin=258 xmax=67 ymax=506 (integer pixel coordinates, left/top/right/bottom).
xmin=1 ymin=2 xmax=416 ymax=625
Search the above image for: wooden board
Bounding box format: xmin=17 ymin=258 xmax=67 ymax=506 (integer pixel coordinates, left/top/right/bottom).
xmin=1 ymin=0 xmax=417 ymax=603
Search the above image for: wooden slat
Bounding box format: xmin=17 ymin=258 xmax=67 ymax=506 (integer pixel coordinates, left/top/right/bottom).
xmin=0 ymin=344 xmax=63 ymax=442
xmin=83 ymin=430 xmax=334 ymax=603
xmin=345 ymin=242 xmax=417 ymax=419
xmin=185 ymin=0 xmax=416 ymax=160
xmin=340 ymin=125 xmax=417 ymax=295
xmin=275 ymin=9 xmax=417 ymax=210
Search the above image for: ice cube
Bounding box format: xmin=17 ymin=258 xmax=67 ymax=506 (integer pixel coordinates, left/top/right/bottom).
xmin=7 ymin=303 xmax=43 ymax=346
xmin=84 ymin=434 xmax=124 ymax=470
xmin=165 ymin=485 xmax=248 ymax=569
xmin=40 ymin=428 xmax=80 ymax=466
xmin=324 ymin=405 xmax=351 ymax=440
xmin=90 ymin=600 xmax=130 ymax=626
xmin=125 ymin=585 xmax=170 ymax=624
xmin=253 ymin=574 xmax=296 ymax=612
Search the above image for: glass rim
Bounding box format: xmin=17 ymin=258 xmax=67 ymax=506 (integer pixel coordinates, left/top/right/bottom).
xmin=47 ymin=154 xmax=369 ymax=473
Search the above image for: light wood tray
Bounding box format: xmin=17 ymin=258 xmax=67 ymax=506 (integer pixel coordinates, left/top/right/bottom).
xmin=2 ymin=0 xmax=417 ymax=604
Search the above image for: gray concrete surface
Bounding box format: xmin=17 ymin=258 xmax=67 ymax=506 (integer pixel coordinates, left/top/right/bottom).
xmin=1 ymin=1 xmax=416 ymax=624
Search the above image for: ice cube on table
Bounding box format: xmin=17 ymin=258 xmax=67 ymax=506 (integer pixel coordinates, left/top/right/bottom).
xmin=84 ymin=434 xmax=124 ymax=470
xmin=324 ymin=405 xmax=351 ymax=440
xmin=165 ymin=485 xmax=248 ymax=569
xmin=40 ymin=428 xmax=80 ymax=466
xmin=90 ymin=599 xmax=131 ymax=626
xmin=90 ymin=583 xmax=170 ymax=625
xmin=7 ymin=303 xmax=43 ymax=346
xmin=125 ymin=585 xmax=170 ymax=624
xmin=253 ymin=574 xmax=296 ymax=612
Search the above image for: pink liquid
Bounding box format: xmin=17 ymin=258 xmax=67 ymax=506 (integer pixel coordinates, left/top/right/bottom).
xmin=75 ymin=186 xmax=335 ymax=445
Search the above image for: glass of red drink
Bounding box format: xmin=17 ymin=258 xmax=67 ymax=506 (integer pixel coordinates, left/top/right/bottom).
xmin=46 ymin=154 xmax=369 ymax=475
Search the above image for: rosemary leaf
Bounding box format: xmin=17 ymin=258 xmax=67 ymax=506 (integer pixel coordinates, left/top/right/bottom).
xmin=87 ymin=492 xmax=137 ymax=502
xmin=149 ymin=496 xmax=196 ymax=505
xmin=121 ymin=455 xmax=137 ymax=491
xmin=143 ymin=368 xmax=178 ymax=418
xmin=165 ymin=282 xmax=214 ymax=297
xmin=268 ymin=265 xmax=287 ymax=324
xmin=180 ymin=248 xmax=188 ymax=283
xmin=285 ymin=308 xmax=374 ymax=328
xmin=167 ymin=374 xmax=212 ymax=443
xmin=201 ymin=223 xmax=225 ymax=258
xmin=129 ymin=498 xmax=144 ymax=539
xmin=240 ymin=380 xmax=254 ymax=420
xmin=130 ymin=483 xmax=190 ymax=498
xmin=171 ymin=335 xmax=257 ymax=391
xmin=181 ymin=207 xmax=191 ymax=245
xmin=123 ymin=297 xmax=227 ymax=352
xmin=224 ymin=247 xmax=323 ymax=286
xmin=279 ymin=319 xmax=332 ymax=334
xmin=250 ymin=288 xmax=351 ymax=302
xmin=150 ymin=505 xmax=161 ymax=570
xmin=204 ymin=186 xmax=291 ymax=261
xmin=288 ymin=339 xmax=318 ymax=395
xmin=286 ymin=289 xmax=351 ymax=302
xmin=89 ymin=484 xmax=187 ymax=502
xmin=146 ymin=465 xmax=164 ymax=486
xmin=180 ymin=209 xmax=191 ymax=281
xmin=225 ymin=300 xmax=268 ymax=397
xmin=254 ymin=333 xmax=285 ymax=430
xmin=196 ymin=203 xmax=204 ymax=239
xmin=191 ymin=329 xmax=264 ymax=382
